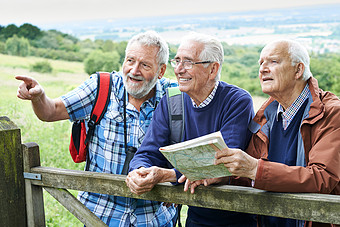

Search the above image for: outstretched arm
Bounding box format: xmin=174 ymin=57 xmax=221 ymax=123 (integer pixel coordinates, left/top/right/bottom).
xmin=16 ymin=75 xmax=69 ymax=122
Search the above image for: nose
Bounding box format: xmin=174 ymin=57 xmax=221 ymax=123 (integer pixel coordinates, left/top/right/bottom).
xmin=259 ymin=62 xmax=269 ymax=74
xmin=130 ymin=62 xmax=140 ymax=75
xmin=174 ymin=62 xmax=186 ymax=75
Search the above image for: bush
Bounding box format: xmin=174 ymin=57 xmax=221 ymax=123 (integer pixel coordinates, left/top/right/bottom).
xmin=84 ymin=50 xmax=120 ymax=75
xmin=5 ymin=35 xmax=30 ymax=56
xmin=30 ymin=61 xmax=53 ymax=73
xmin=0 ymin=42 xmax=5 ymax=54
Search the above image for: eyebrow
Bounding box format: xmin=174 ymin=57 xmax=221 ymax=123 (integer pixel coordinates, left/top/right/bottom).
xmin=174 ymin=56 xmax=194 ymax=61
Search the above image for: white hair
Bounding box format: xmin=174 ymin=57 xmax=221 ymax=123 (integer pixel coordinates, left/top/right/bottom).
xmin=125 ymin=30 xmax=169 ymax=66
xmin=180 ymin=32 xmax=224 ymax=81
xmin=267 ymin=39 xmax=312 ymax=81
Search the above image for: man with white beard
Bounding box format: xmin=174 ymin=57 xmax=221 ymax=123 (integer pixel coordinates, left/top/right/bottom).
xmin=16 ymin=31 xmax=178 ymax=227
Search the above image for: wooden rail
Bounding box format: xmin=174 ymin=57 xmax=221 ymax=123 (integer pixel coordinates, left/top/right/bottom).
xmin=1 ymin=116 xmax=340 ymax=226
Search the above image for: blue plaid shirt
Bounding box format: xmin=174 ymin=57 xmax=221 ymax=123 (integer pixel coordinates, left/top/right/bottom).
xmin=60 ymin=72 xmax=177 ymax=227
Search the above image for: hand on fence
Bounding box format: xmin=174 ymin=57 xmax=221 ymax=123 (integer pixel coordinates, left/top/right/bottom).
xmin=126 ymin=166 xmax=176 ymax=195
xmin=178 ymin=175 xmax=229 ymax=194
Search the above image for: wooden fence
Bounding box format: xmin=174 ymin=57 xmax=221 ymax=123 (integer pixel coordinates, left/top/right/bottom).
xmin=1 ymin=116 xmax=340 ymax=226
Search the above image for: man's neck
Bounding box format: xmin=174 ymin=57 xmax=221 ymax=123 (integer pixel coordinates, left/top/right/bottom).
xmin=128 ymin=88 xmax=155 ymax=112
xmin=275 ymin=81 xmax=308 ymax=110
xmin=190 ymin=81 xmax=217 ymax=106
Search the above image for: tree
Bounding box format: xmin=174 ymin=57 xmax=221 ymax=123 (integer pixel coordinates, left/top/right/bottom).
xmin=34 ymin=32 xmax=59 ymax=49
xmin=5 ymin=35 xmax=30 ymax=56
xmin=1 ymin=24 xmax=19 ymax=39
xmin=18 ymin=23 xmax=42 ymax=40
xmin=311 ymin=54 xmax=340 ymax=96
xmin=0 ymin=41 xmax=5 ymax=54
xmin=113 ymin=41 xmax=127 ymax=65
xmin=102 ymin=40 xmax=114 ymax=52
xmin=84 ymin=50 xmax=120 ymax=75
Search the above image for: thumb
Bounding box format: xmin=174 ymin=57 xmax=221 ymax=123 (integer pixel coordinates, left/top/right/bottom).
xmin=29 ymin=85 xmax=43 ymax=96
xmin=136 ymin=167 xmax=150 ymax=175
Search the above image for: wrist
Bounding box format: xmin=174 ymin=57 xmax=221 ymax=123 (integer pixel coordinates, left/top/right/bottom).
xmin=250 ymin=159 xmax=259 ymax=180
xmin=160 ymin=168 xmax=177 ymax=183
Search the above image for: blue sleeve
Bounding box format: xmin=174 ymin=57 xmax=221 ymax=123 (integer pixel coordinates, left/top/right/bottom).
xmin=129 ymin=96 xmax=174 ymax=171
xmin=220 ymin=91 xmax=255 ymax=151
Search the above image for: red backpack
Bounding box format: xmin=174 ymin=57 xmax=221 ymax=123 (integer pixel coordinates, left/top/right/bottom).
xmin=69 ymin=72 xmax=112 ymax=163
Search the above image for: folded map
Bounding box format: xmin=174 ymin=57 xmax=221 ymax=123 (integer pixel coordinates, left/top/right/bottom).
xmin=159 ymin=131 xmax=231 ymax=181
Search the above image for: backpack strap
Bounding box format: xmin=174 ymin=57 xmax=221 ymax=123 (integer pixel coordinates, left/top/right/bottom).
xmin=166 ymin=87 xmax=184 ymax=227
xmin=84 ymin=72 xmax=112 ymax=146
xmin=166 ymin=87 xmax=185 ymax=144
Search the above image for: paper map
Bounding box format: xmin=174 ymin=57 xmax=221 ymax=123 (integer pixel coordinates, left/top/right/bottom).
xmin=159 ymin=131 xmax=231 ymax=181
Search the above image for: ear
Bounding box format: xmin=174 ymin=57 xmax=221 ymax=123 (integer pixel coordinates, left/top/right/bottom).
xmin=209 ymin=62 xmax=220 ymax=80
xmin=295 ymin=63 xmax=304 ymax=80
xmin=158 ymin=64 xmax=167 ymax=79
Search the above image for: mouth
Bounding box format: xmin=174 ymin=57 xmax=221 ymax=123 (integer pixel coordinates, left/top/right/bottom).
xmin=128 ymin=74 xmax=144 ymax=82
xmin=178 ymin=77 xmax=192 ymax=82
xmin=262 ymin=77 xmax=273 ymax=82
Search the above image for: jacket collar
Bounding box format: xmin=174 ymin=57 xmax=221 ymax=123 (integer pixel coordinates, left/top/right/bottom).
xmin=250 ymin=77 xmax=324 ymax=132
xmin=304 ymin=77 xmax=324 ymax=124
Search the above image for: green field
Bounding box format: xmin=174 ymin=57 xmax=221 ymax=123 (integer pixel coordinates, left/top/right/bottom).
xmin=0 ymin=54 xmax=88 ymax=226
xmin=0 ymin=53 xmax=266 ymax=226
xmin=0 ymin=54 xmax=191 ymax=226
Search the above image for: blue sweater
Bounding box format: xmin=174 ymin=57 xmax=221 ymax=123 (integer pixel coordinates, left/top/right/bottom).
xmin=130 ymin=81 xmax=256 ymax=226
xmin=261 ymin=99 xmax=308 ymax=227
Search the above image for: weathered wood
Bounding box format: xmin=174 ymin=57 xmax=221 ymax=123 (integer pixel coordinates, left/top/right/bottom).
xmin=44 ymin=187 xmax=107 ymax=227
xmin=23 ymin=142 xmax=45 ymax=227
xmin=29 ymin=166 xmax=340 ymax=225
xmin=0 ymin=116 xmax=26 ymax=227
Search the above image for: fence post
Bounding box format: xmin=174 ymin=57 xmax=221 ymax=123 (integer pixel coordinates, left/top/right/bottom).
xmin=23 ymin=142 xmax=45 ymax=227
xmin=0 ymin=116 xmax=27 ymax=226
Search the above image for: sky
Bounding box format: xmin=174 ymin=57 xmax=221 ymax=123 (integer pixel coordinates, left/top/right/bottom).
xmin=1 ymin=0 xmax=340 ymax=27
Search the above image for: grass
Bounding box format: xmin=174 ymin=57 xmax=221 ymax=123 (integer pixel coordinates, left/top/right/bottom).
xmin=1 ymin=53 xmax=266 ymax=226
xmin=0 ymin=54 xmax=88 ymax=226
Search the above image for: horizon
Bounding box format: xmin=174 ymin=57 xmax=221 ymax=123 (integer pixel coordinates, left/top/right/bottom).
xmin=1 ymin=0 xmax=339 ymax=28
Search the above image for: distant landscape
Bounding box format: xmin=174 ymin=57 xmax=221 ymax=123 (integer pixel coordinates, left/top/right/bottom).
xmin=41 ymin=4 xmax=340 ymax=53
xmin=1 ymin=3 xmax=339 ymax=97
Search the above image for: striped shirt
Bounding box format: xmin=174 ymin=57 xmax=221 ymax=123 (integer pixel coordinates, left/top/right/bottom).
xmin=60 ymin=72 xmax=177 ymax=227
xmin=277 ymin=84 xmax=310 ymax=130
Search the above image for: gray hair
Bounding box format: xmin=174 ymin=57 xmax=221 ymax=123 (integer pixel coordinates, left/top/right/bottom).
xmin=269 ymin=39 xmax=312 ymax=81
xmin=180 ymin=32 xmax=224 ymax=81
xmin=125 ymin=30 xmax=169 ymax=66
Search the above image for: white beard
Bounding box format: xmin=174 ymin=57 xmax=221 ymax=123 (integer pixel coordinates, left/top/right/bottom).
xmin=123 ymin=73 xmax=159 ymax=99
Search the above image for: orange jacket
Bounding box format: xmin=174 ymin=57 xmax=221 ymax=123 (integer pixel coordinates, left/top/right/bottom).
xmin=247 ymin=77 xmax=340 ymax=226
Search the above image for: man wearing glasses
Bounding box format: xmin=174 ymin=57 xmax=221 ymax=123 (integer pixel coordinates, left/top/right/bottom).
xmin=126 ymin=32 xmax=256 ymax=226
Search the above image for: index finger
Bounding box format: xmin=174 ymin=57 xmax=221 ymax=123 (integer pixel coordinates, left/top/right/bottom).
xmin=15 ymin=75 xmax=34 ymax=83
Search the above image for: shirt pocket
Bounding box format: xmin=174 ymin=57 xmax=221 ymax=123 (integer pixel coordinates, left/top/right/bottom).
xmin=103 ymin=109 xmax=131 ymax=144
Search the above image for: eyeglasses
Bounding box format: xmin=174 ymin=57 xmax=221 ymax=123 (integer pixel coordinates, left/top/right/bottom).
xmin=170 ymin=59 xmax=213 ymax=70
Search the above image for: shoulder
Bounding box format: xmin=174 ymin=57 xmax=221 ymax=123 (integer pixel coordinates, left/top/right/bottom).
xmin=158 ymin=77 xmax=178 ymax=89
xmin=218 ymin=81 xmax=252 ymax=103
xmin=155 ymin=77 xmax=178 ymax=100
xmin=320 ymin=91 xmax=340 ymax=123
